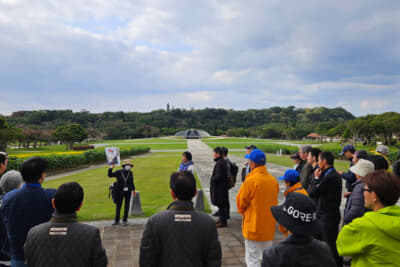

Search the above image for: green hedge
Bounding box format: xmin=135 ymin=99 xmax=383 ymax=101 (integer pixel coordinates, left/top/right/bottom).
xmin=6 ymin=146 xmax=150 ymax=173
xmin=257 ymin=144 xmax=298 ymax=155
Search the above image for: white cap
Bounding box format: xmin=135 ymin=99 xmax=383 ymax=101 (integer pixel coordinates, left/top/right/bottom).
xmin=376 ymin=145 xmax=389 ymax=154
xmin=350 ymin=159 xmax=375 ymax=178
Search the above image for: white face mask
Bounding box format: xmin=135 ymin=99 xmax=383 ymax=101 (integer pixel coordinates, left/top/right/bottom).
xmin=124 ymin=166 xmax=131 ymax=171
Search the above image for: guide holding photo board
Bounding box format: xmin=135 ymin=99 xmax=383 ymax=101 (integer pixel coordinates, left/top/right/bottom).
xmin=108 ymin=158 xmax=136 ymax=226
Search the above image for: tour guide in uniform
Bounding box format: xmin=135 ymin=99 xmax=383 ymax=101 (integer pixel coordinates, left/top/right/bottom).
xmin=108 ymin=160 xmax=136 ymax=225
xmin=236 ymin=149 xmax=279 ymax=267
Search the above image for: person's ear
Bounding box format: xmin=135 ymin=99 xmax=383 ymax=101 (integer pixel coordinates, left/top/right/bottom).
xmin=52 ymin=198 xmax=56 ymax=209
xmin=38 ymin=173 xmax=46 ymax=184
xmin=170 ymin=189 xmax=177 ymax=200
xmin=77 ymin=202 xmax=83 ymax=211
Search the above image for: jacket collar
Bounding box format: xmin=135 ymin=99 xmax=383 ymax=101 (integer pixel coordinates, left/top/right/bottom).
xmin=167 ymin=200 xmax=194 ymax=211
xmin=284 ymin=182 xmax=304 ymax=197
xmin=285 ymin=234 xmax=314 ymax=244
xmin=214 ymin=156 xmax=223 ymax=162
xmin=50 ymin=211 xmax=78 ymax=223
xmin=248 ymin=165 xmax=267 ymax=176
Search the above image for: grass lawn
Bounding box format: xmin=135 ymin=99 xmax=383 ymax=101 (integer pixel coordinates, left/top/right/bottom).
xmin=230 ymin=152 xmax=351 ymax=173
xmin=43 ymin=153 xmax=210 ymax=221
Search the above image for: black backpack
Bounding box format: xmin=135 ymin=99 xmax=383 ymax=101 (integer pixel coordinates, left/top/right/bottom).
xmin=227 ymin=161 xmax=239 ymax=189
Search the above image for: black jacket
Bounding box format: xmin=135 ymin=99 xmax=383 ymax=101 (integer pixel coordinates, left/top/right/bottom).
xmin=308 ymin=167 xmax=342 ymax=222
xmin=210 ymin=157 xmax=229 ymax=207
xmin=108 ymin=168 xmax=135 ymax=199
xmin=139 ymin=200 xmax=221 ymax=267
xmin=262 ymin=234 xmax=336 ymax=267
xmin=342 ymin=159 xmax=356 ymax=192
xmin=24 ymin=212 xmax=108 ymax=267
xmin=300 ymin=163 xmax=313 ymax=190
xmin=393 ymin=160 xmax=400 ymax=178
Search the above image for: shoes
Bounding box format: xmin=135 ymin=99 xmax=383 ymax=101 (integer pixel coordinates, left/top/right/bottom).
xmin=212 ymin=211 xmax=220 ymax=217
xmin=112 ymin=221 xmax=119 ymax=226
xmin=216 ymin=221 xmax=227 ymax=228
xmin=122 ymin=221 xmax=128 ymax=226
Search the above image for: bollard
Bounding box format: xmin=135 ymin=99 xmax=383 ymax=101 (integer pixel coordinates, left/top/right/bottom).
xmin=195 ymin=189 xmax=205 ymax=211
xmin=129 ymin=191 xmax=144 ymax=216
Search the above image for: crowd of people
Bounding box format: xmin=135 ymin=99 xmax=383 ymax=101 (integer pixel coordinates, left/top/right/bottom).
xmin=0 ymin=141 xmax=399 ymax=267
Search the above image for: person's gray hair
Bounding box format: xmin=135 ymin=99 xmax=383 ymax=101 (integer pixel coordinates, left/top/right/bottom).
xmin=299 ymin=145 xmax=312 ymax=153
xmin=376 ymin=145 xmax=389 ymax=155
xmin=0 ymin=170 xmax=23 ymax=194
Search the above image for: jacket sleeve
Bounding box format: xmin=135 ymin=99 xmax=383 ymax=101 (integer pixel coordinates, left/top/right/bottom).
xmin=206 ymin=222 xmax=222 ymax=267
xmin=108 ymin=168 xmax=117 ymax=178
xmin=308 ymin=173 xmax=335 ymax=198
xmin=130 ymin=172 xmax=135 ymax=191
xmin=336 ymin=219 xmax=365 ymax=257
xmin=342 ymin=170 xmax=356 ymax=184
xmin=393 ymin=161 xmax=400 ymax=177
xmin=139 ymin=218 xmax=158 ymax=267
xmin=261 ymin=248 xmax=275 ymax=267
xmin=236 ymin=181 xmax=252 ymax=214
xmin=343 ymin=186 xmax=365 ymax=225
xmin=90 ymin=228 xmax=108 ymax=267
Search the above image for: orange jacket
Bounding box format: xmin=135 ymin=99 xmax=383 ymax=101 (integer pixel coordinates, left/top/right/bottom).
xmin=279 ymin=182 xmax=309 ymax=237
xmin=236 ymin=165 xmax=279 ymax=241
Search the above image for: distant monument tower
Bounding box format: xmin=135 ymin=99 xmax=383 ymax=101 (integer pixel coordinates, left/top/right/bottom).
xmin=167 ymin=103 xmax=170 ymax=112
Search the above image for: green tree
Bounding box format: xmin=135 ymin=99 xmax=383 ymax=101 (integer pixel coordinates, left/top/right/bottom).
xmin=53 ymin=124 xmax=88 ymax=150
xmin=347 ymin=118 xmax=369 ymax=145
xmin=0 ymin=117 xmax=19 ymax=151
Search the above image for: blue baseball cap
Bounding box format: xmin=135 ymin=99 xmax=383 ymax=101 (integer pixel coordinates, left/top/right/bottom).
xmin=340 ymin=144 xmax=355 ymax=156
xmin=279 ymin=169 xmax=300 ymax=182
xmin=245 ymin=149 xmax=266 ymax=164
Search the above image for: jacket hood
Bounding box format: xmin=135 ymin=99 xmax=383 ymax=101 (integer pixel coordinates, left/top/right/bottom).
xmin=364 ymin=205 xmax=400 ymax=240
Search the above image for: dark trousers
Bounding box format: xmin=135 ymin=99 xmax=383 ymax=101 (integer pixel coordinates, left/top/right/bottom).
xmin=218 ymin=205 xmax=229 ymax=224
xmin=115 ymin=191 xmax=132 ymax=222
xmin=316 ymin=217 xmax=342 ymax=267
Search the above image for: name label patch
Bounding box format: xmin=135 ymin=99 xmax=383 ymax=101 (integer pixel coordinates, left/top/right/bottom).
xmin=175 ymin=214 xmax=192 ymax=222
xmin=283 ymin=206 xmax=316 ymax=223
xmin=49 ymin=227 xmax=68 ymax=236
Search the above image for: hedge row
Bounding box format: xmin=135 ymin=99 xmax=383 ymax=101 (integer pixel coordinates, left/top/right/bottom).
xmin=73 ymin=145 xmax=95 ymax=150
xmin=6 ymin=146 xmax=150 ymax=173
xmin=257 ymin=144 xmax=298 ymax=155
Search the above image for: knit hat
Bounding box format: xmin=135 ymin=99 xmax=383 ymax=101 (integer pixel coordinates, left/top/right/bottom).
xmin=0 ymin=170 xmax=23 ymax=193
xmin=350 ymin=159 xmax=375 ymax=178
xmin=271 ymin=192 xmax=320 ymax=236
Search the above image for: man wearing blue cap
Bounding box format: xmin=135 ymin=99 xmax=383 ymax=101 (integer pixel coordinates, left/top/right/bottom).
xmin=237 ymin=149 xmax=279 ymax=267
xmin=338 ymin=144 xmax=356 ymax=192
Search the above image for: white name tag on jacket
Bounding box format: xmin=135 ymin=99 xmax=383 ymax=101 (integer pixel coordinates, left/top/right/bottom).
xmin=123 ymin=187 xmax=128 ymax=191
xmin=175 ymin=214 xmax=192 ymax=222
xmin=49 ymin=227 xmax=68 ymax=236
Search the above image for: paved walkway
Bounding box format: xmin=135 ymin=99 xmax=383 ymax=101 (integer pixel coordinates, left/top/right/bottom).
xmin=96 ymin=140 xmax=287 ymax=266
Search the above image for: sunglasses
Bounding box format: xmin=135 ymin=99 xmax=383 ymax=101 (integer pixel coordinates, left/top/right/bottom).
xmin=361 ymin=188 xmax=372 ymax=193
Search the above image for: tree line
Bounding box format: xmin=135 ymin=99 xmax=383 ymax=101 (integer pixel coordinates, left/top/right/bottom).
xmin=1 ymin=106 xmax=397 ymax=150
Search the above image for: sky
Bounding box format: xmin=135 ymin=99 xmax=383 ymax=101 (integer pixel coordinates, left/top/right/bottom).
xmin=0 ymin=0 xmax=399 ymax=116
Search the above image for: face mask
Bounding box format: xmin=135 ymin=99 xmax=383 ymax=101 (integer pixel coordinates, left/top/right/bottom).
xmin=124 ymin=166 xmax=131 ymax=171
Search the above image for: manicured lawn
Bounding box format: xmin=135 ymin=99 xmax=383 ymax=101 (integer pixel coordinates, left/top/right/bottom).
xmin=43 ymin=153 xmax=209 ymax=221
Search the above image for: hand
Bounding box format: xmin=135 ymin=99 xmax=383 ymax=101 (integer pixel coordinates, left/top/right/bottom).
xmin=133 ymin=191 xmax=136 ymax=197
xmin=344 ymin=192 xmax=351 ymax=198
xmin=110 ymin=165 xmax=115 ymax=169
xmin=244 ymin=162 xmax=248 ymax=166
xmin=338 ymin=171 xmax=343 ymax=175
xmin=314 ymin=168 xmax=322 ymax=178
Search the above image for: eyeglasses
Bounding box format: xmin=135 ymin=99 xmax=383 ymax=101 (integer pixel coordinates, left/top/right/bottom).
xmin=361 ymin=188 xmax=372 ymax=193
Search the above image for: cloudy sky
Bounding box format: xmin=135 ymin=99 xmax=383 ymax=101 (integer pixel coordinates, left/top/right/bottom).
xmin=0 ymin=0 xmax=399 ymax=116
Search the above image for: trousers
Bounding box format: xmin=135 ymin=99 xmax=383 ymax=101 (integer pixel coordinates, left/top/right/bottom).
xmin=115 ymin=191 xmax=132 ymax=222
xmin=245 ymin=239 xmax=272 ymax=267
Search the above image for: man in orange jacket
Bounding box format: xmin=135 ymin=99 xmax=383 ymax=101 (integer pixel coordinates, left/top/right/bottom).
xmin=236 ymin=149 xmax=279 ymax=267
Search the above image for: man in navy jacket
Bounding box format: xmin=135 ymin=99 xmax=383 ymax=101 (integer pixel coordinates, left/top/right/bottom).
xmin=1 ymin=157 xmax=55 ymax=267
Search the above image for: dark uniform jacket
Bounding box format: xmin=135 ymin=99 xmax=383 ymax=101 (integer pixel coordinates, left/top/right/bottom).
xmin=24 ymin=212 xmax=108 ymax=267
xmin=108 ymin=168 xmax=135 ymax=201
xmin=342 ymin=159 xmax=356 ymax=192
xmin=210 ymin=157 xmax=229 ymax=207
xmin=308 ymin=167 xmax=342 ymax=222
xmin=140 ymin=200 xmax=221 ymax=267
xmin=262 ymin=234 xmax=336 ymax=267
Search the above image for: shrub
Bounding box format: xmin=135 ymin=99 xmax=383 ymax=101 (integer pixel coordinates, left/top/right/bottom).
xmin=6 ymin=146 xmax=150 ymax=173
xmin=73 ymin=145 xmax=95 ymax=151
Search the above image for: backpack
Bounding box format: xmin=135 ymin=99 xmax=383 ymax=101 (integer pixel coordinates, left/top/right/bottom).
xmin=227 ymin=161 xmax=239 ymax=189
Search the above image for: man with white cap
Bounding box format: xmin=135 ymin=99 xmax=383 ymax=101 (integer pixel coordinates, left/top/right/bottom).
xmin=343 ymin=159 xmax=375 ymax=225
xmin=262 ymin=193 xmax=336 ymax=267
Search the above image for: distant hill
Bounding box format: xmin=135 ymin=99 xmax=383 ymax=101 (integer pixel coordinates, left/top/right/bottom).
xmin=4 ymin=106 xmax=355 ymax=139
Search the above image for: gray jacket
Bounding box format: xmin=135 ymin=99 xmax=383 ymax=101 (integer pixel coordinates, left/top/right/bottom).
xmin=24 ymin=212 xmax=108 ymax=267
xmin=343 ymin=179 xmax=367 ymax=225
xmin=300 ymin=163 xmax=313 ymax=190
xmin=140 ymin=200 xmax=221 ymax=267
